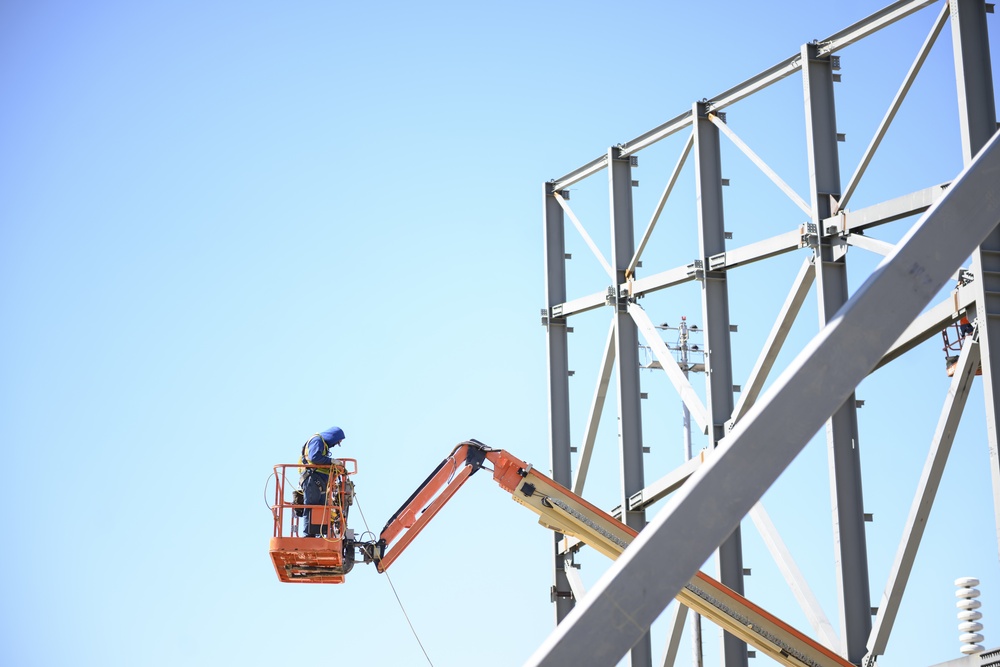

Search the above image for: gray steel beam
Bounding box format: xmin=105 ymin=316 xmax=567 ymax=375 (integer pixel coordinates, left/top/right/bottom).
xmin=619 ymin=111 xmax=695 ymax=160
xmin=712 ymin=230 xmax=804 ymax=271
xmin=659 ymin=604 xmax=688 ymax=667
xmin=551 ymin=183 xmax=949 ymax=320
xmin=844 ymin=233 xmax=898 ymax=257
xmin=729 ymin=257 xmax=815 ymax=429
xmin=552 ymin=290 xmax=608 ymax=319
xmin=551 ymin=156 xmax=609 ymax=193
xmin=749 ymin=503 xmax=840 ymax=652
xmin=694 ymin=101 xmax=747 ymax=667
xmin=951 ymin=0 xmax=1000 ymax=560
xmin=629 ymin=133 xmax=694 ymax=279
xmin=708 ymin=112 xmax=812 ymax=216
xmin=525 ymin=124 xmax=1000 ymax=667
xmin=628 ymin=450 xmax=710 ymax=513
xmin=630 ymin=303 xmax=710 ymax=436
xmin=553 ymin=191 xmax=614 ymax=279
xmin=624 ymin=265 xmax=698 ymax=299
xmin=827 ymin=183 xmax=949 ymax=233
xmin=550 ymin=1 xmax=940 ymax=191
xmin=866 ymin=335 xmax=982 ymax=660
xmin=803 ymin=41 xmax=872 ymax=664
xmin=817 ymin=0 xmax=941 ymax=56
xmin=609 ymin=146 xmax=652 ymax=667
xmin=705 ymin=55 xmax=803 ymax=114
xmin=837 ymin=3 xmax=949 ymax=212
xmin=951 ymin=0 xmax=998 ymax=164
xmin=573 ymin=319 xmax=616 ymax=496
xmin=543 ymin=183 xmax=576 ymax=623
xmin=847 ymin=232 xmax=968 ymax=283
xmin=876 ymin=284 xmax=975 ymax=369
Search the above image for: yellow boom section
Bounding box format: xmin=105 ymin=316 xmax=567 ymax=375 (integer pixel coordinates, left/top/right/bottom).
xmin=512 ymin=466 xmax=852 ymax=667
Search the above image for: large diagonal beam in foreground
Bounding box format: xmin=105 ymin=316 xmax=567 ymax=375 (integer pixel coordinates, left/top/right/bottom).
xmin=525 ymin=130 xmax=1000 ymax=667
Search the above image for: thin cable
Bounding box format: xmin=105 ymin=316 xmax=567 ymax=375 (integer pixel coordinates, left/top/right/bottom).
xmin=354 ymin=494 xmax=435 ymax=667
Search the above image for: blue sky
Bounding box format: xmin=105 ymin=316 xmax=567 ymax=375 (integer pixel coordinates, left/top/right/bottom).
xmin=2 ymin=2 xmax=998 ymax=666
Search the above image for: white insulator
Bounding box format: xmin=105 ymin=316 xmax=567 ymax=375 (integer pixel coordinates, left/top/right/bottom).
xmin=959 ymin=621 xmax=985 ymax=633
xmin=956 ymin=577 xmax=985 ymax=656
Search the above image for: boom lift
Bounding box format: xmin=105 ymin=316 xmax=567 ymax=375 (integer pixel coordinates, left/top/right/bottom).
xmin=268 ymin=440 xmax=853 ymax=667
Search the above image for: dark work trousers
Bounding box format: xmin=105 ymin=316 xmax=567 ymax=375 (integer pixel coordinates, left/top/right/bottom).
xmin=302 ymin=471 xmax=329 ymax=536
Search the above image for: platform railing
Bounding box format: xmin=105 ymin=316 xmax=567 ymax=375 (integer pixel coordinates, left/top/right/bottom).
xmin=270 ymin=460 xmax=358 ymax=539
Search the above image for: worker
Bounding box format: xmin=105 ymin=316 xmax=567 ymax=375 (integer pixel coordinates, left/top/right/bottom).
xmin=960 ymin=315 xmax=974 ymax=337
xmin=299 ymin=426 xmax=346 ymax=537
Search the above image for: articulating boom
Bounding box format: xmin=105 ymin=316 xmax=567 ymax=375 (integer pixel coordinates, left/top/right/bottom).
xmin=269 ymin=440 xmax=852 ymax=667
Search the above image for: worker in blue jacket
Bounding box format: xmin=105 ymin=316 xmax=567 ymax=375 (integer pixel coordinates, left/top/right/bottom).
xmin=299 ymin=426 xmax=346 ymax=536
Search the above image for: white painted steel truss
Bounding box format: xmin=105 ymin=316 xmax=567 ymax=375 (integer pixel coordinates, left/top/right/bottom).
xmin=540 ymin=2 xmax=999 ymax=666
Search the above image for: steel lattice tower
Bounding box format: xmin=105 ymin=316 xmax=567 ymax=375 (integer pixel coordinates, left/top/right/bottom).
xmin=539 ymin=2 xmax=999 ymax=666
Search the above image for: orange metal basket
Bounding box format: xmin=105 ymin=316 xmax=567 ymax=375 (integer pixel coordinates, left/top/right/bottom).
xmin=269 ymin=460 xmax=358 ymax=584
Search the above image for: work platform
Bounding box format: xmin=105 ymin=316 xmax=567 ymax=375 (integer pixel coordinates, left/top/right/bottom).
xmin=268 ymin=461 xmax=359 ymax=584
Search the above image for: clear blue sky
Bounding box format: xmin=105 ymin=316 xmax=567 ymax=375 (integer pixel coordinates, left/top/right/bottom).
xmin=1 ymin=2 xmax=998 ymax=666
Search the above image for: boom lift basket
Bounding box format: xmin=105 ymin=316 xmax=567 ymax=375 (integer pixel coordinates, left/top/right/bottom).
xmin=942 ymin=318 xmax=982 ymax=377
xmin=269 ymin=460 xmax=358 ymax=584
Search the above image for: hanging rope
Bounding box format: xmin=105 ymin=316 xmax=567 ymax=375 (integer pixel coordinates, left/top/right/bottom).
xmin=354 ymin=494 xmax=436 ymax=667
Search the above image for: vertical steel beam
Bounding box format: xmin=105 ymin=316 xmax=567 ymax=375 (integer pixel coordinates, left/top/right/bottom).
xmin=544 ymin=182 xmax=575 ymax=623
xmin=950 ymin=0 xmax=1000 ymax=559
xmin=608 ymin=146 xmax=653 ymax=667
xmin=694 ymin=101 xmax=748 ymax=667
xmin=802 ymin=42 xmax=872 ymax=664
xmin=951 ymin=0 xmax=998 ymax=164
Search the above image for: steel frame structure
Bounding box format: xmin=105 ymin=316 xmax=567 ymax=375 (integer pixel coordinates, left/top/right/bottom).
xmin=539 ymin=2 xmax=998 ymax=666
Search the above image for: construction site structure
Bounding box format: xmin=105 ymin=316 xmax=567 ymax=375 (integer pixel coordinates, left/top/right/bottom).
xmin=540 ymin=1 xmax=999 ymax=666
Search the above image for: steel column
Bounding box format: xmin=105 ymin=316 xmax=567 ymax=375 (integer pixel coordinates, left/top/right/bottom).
xmin=544 ymin=182 xmax=576 ymax=623
xmin=951 ymin=0 xmax=998 ymax=164
xmin=802 ymin=41 xmax=872 ymax=664
xmin=950 ymin=0 xmax=1000 ymax=559
xmin=609 ymin=146 xmax=653 ymax=667
xmin=694 ymin=101 xmax=748 ymax=667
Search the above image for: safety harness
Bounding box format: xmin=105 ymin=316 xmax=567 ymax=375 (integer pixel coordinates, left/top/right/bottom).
xmin=300 ymin=433 xmax=333 ymax=475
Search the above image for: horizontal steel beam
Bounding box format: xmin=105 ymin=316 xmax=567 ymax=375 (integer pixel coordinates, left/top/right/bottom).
xmin=628 ymin=450 xmax=710 ymax=512
xmin=551 ymin=291 xmax=608 ymax=319
xmin=550 ymin=184 xmax=951 ymax=321
xmin=711 ymin=230 xmax=804 ymax=271
xmin=876 ymin=284 xmax=975 ymax=369
xmin=817 ymin=0 xmax=941 ymax=56
xmin=550 ymin=156 xmax=608 ymax=193
xmin=625 ymin=265 xmax=697 ymax=298
xmin=824 ymin=183 xmax=949 ymax=234
xmin=549 ymin=1 xmax=941 ymax=190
